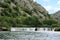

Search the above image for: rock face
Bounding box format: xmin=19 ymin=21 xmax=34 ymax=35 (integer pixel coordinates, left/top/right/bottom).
xmin=13 ymin=0 xmax=48 ymax=19
xmin=0 ymin=0 xmax=49 ymax=19
xmin=0 ymin=0 xmax=51 ymax=27
xmin=15 ymin=0 xmax=46 ymax=11
xmin=52 ymin=11 xmax=60 ymax=20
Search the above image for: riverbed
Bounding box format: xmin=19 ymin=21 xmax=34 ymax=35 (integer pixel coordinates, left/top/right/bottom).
xmin=0 ymin=31 xmax=60 ymax=40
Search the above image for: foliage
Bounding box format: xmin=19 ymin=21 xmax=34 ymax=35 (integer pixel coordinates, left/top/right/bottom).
xmin=22 ymin=7 xmax=32 ymax=15
xmin=0 ymin=2 xmax=10 ymax=8
xmin=0 ymin=0 xmax=60 ymax=29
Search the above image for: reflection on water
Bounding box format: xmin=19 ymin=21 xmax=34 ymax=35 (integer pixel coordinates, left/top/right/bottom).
xmin=0 ymin=31 xmax=60 ymax=40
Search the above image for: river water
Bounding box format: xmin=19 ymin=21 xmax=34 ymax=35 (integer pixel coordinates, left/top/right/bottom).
xmin=0 ymin=31 xmax=60 ymax=40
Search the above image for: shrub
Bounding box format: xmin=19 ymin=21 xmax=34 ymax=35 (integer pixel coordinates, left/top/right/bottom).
xmin=0 ymin=2 xmax=9 ymax=8
xmin=22 ymin=7 xmax=32 ymax=15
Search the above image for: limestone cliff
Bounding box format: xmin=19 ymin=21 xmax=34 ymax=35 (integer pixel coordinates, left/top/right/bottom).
xmin=52 ymin=11 xmax=60 ymax=20
xmin=0 ymin=0 xmax=52 ymax=27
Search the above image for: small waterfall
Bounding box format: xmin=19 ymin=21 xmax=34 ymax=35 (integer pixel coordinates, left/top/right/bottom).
xmin=11 ymin=28 xmax=55 ymax=31
xmin=11 ymin=28 xmax=35 ymax=31
xmin=37 ymin=28 xmax=54 ymax=31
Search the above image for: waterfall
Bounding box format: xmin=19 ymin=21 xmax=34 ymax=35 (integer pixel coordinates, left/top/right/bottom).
xmin=37 ymin=28 xmax=54 ymax=31
xmin=11 ymin=28 xmax=55 ymax=31
xmin=11 ymin=28 xmax=35 ymax=31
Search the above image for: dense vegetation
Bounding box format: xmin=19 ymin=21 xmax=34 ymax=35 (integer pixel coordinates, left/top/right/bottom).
xmin=0 ymin=0 xmax=60 ymax=30
xmin=51 ymin=11 xmax=60 ymax=31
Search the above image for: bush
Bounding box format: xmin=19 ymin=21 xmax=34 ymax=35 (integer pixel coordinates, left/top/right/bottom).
xmin=4 ymin=0 xmax=11 ymax=4
xmin=43 ymin=19 xmax=58 ymax=27
xmin=22 ymin=16 xmax=43 ymax=27
xmin=33 ymin=8 xmax=38 ymax=13
xmin=55 ymin=27 xmax=60 ymax=31
xmin=0 ymin=2 xmax=9 ymax=8
xmin=22 ymin=7 xmax=32 ymax=15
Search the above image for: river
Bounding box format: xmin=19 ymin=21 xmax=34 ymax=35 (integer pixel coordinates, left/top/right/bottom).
xmin=0 ymin=31 xmax=60 ymax=40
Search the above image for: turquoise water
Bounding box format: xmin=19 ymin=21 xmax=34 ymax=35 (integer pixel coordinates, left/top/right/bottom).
xmin=0 ymin=31 xmax=60 ymax=40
